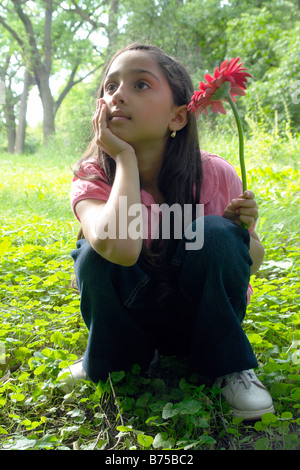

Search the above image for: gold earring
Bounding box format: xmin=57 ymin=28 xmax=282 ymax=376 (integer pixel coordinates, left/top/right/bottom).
xmin=170 ymin=130 xmax=176 ymax=138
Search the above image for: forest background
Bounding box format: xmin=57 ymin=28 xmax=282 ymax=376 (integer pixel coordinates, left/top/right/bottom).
xmin=0 ymin=0 xmax=299 ymax=451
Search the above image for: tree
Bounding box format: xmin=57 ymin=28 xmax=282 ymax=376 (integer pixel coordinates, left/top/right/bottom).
xmin=0 ymin=0 xmax=120 ymax=145
xmin=224 ymin=1 xmax=300 ymax=130
xmin=0 ymin=14 xmax=28 ymax=154
xmin=15 ymin=69 xmax=33 ymax=153
xmin=0 ymin=55 xmax=20 ymax=153
xmin=1 ymin=0 xmax=298 ymax=152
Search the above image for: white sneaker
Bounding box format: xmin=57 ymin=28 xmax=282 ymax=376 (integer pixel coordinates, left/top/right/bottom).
xmin=57 ymin=359 xmax=87 ymax=394
xmin=215 ymin=369 xmax=275 ymax=420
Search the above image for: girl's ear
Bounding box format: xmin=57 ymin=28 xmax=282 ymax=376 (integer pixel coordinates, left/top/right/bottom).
xmin=169 ymin=105 xmax=188 ymax=132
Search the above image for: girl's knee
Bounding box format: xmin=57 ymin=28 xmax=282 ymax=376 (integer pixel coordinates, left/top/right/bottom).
xmin=174 ymin=215 xmax=251 ymax=269
xmin=71 ymin=239 xmax=106 ymax=287
xmin=202 ymin=215 xmax=250 ymax=254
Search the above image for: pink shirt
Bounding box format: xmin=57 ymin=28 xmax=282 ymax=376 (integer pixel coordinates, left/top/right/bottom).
xmin=70 ymin=151 xmax=254 ymax=302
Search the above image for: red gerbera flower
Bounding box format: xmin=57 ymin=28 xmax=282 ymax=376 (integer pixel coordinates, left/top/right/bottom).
xmin=188 ymin=58 xmax=253 ymax=197
xmin=188 ymin=57 xmax=252 ymax=116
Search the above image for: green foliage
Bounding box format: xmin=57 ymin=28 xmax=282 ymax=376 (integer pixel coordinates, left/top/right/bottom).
xmin=0 ymin=128 xmax=299 ymax=450
xmin=1 ymin=0 xmax=300 ymax=159
xmin=225 ymin=3 xmax=300 ymax=131
xmin=55 ymin=81 xmax=96 ymax=154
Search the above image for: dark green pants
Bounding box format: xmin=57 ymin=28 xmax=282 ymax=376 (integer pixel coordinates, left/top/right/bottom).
xmin=71 ymin=215 xmax=258 ymax=383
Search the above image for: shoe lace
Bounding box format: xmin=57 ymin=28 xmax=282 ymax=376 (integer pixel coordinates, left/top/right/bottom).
xmin=222 ymin=369 xmax=255 ymax=390
xmin=233 ymin=370 xmax=253 ymax=389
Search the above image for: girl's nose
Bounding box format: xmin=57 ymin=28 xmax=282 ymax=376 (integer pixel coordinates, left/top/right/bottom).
xmin=112 ymin=85 xmax=127 ymax=105
xmin=112 ymin=95 xmax=125 ymax=105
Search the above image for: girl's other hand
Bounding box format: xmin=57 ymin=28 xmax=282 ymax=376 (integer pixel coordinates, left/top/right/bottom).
xmin=223 ymin=190 xmax=259 ymax=230
xmin=93 ymin=99 xmax=135 ymax=160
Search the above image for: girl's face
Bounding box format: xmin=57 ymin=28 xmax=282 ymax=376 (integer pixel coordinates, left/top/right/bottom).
xmin=102 ymin=50 xmax=180 ymax=151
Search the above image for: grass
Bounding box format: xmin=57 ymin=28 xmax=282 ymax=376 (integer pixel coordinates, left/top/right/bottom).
xmin=0 ymin=129 xmax=299 ymax=451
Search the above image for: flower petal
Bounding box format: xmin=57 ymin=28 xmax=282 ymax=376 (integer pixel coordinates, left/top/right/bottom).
xmin=211 ymin=100 xmax=227 ymax=114
xmin=188 ymin=57 xmax=251 ymax=117
xmin=204 ymin=74 xmax=214 ymax=82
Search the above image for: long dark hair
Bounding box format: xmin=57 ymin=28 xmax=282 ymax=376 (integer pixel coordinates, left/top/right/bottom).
xmin=73 ymin=43 xmax=202 ymax=298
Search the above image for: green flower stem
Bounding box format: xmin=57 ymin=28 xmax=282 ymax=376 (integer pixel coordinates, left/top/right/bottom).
xmin=226 ymin=94 xmax=247 ymax=193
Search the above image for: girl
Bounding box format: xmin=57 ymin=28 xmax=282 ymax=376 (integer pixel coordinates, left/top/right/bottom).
xmin=60 ymin=43 xmax=274 ymax=420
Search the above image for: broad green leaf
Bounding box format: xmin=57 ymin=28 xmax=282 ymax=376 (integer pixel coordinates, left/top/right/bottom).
xmin=247 ymin=333 xmax=263 ymax=345
xmin=116 ymin=425 xmax=134 ymax=433
xmin=50 ymin=331 xmax=64 ymax=345
xmin=34 ymin=364 xmax=47 ymax=376
xmin=10 ymin=393 xmax=25 ymax=402
xmin=109 ymin=370 xmax=125 ymax=383
xmin=177 ymin=399 xmax=202 ymax=415
xmin=137 ymin=434 xmax=153 ymax=448
xmin=162 ymin=403 xmax=179 ymax=419
xmin=255 ymin=437 xmax=271 ymax=450
xmin=15 ymin=347 xmax=32 ymax=361
xmin=153 ymin=432 xmax=175 ymax=449
xmin=261 ymin=413 xmax=278 ymax=424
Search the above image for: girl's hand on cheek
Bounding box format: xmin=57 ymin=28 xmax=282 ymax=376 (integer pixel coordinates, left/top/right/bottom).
xmin=93 ymin=99 xmax=135 ymax=160
xmin=223 ymin=190 xmax=259 ymax=230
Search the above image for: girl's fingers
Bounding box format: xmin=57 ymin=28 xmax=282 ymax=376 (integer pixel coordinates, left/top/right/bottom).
xmin=236 ymin=203 xmax=258 ymax=218
xmin=238 ymin=210 xmax=258 ymax=224
xmin=239 ymin=206 xmax=259 ymax=227
xmin=239 ymin=214 xmax=257 ymax=228
xmin=99 ymin=101 xmax=108 ymax=130
xmin=223 ymin=189 xmax=259 ymax=229
xmin=93 ymin=98 xmax=135 ymax=159
xmin=231 ymin=196 xmax=257 ymax=210
xmin=241 ymin=190 xmax=255 ymax=199
xmin=93 ymin=100 xmax=109 ymax=147
xmin=92 ymin=103 xmax=101 ymax=127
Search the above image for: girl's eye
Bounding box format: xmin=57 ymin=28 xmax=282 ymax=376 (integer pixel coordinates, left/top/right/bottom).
xmin=135 ymin=81 xmax=149 ymax=90
xmin=105 ymin=80 xmax=149 ymax=93
xmin=105 ymin=83 xmax=117 ymax=93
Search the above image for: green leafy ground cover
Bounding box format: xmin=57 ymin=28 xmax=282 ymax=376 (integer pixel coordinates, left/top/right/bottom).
xmin=0 ymin=133 xmax=299 ymax=451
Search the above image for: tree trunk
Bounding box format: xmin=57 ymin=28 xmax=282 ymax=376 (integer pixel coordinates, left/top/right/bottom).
xmin=35 ymin=68 xmax=55 ymax=142
xmin=106 ymin=0 xmax=119 ymax=55
xmin=12 ymin=0 xmax=55 ymax=144
xmin=41 ymin=0 xmax=55 ymax=142
xmin=0 ymin=80 xmax=5 ymax=105
xmin=5 ymin=104 xmax=16 ymax=153
xmin=41 ymin=88 xmax=55 ymax=143
xmin=15 ymin=70 xmax=32 ymax=153
xmin=4 ymin=88 xmax=16 ymax=153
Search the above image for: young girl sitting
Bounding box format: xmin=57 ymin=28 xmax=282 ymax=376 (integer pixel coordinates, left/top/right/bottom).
xmin=60 ymin=43 xmax=274 ymax=420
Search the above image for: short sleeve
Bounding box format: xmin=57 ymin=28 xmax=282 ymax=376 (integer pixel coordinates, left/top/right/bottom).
xmin=70 ymin=161 xmax=112 ymax=220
